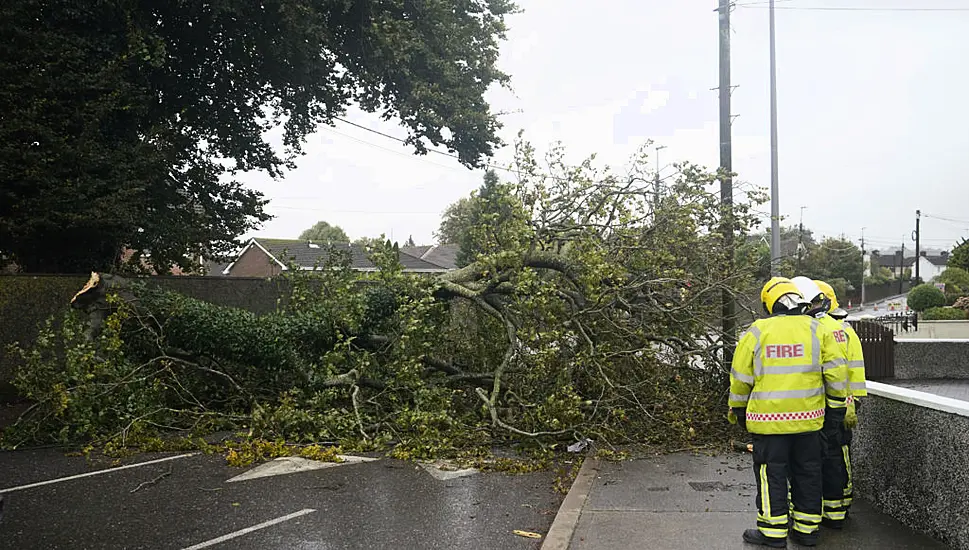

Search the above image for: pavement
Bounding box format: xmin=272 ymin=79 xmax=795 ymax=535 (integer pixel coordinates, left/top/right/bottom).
xmin=888 ymin=379 xmax=969 ymax=402
xmin=0 ymin=448 xmax=564 ymax=549
xmin=551 ymin=452 xmax=948 ymax=550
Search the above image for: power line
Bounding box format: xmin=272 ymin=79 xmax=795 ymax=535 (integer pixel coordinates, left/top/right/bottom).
xmin=738 ymin=3 xmax=969 ymax=12
xmin=321 ymin=125 xmax=467 ymax=172
xmin=330 ymin=117 xmax=674 ymax=187
xmin=265 ymin=205 xmax=442 ymax=215
xmin=922 ymin=213 xmax=969 ymax=225
xmin=732 ymin=0 xmax=794 ymax=6
xmin=334 ymin=117 xmax=525 ymax=177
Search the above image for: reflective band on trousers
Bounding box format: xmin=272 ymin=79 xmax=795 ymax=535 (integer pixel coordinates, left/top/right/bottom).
xmin=750 ymin=387 xmax=824 ymax=400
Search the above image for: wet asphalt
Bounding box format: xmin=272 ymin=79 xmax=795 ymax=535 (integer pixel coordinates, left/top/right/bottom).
xmin=0 ymin=448 xmax=564 ymax=549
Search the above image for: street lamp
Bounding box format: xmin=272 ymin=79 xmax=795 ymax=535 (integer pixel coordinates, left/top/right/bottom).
xmin=769 ymin=0 xmax=781 ymax=275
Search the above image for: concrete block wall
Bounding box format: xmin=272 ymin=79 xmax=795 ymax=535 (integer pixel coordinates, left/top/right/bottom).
xmin=893 ymin=339 xmax=969 ymax=379
xmin=901 ymin=321 xmax=969 ymax=340
xmin=853 ymin=381 xmax=969 ymax=550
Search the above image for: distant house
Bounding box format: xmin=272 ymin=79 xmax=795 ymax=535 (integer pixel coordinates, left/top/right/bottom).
xmin=918 ymin=251 xmax=950 ymax=281
xmin=119 ymin=248 xmax=204 ymax=276
xmin=872 ymin=251 xmax=916 ymax=278
xmin=401 ymin=244 xmax=460 ymax=271
xmin=220 ymin=238 xmax=452 ymax=277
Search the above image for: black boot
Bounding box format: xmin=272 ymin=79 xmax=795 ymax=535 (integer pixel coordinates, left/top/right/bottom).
xmin=743 ymin=529 xmax=787 ymax=548
xmin=789 ymin=530 xmax=819 ymax=547
xmin=821 ymin=517 xmax=844 ymax=530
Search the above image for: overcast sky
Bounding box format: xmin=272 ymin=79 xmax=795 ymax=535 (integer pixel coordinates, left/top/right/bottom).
xmin=240 ymin=0 xmax=969 ymax=254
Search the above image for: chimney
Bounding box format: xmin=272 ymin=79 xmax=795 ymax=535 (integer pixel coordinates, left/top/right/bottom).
xmin=942 ymin=251 xmax=949 ymax=258
xmin=920 ymin=251 xmax=927 ymax=257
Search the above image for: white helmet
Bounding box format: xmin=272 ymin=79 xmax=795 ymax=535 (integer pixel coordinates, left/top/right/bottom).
xmin=790 ymin=276 xmax=823 ymax=303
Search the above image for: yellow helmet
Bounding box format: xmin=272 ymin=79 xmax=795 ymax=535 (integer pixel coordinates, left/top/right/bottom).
xmin=813 ymin=279 xmax=848 ymax=317
xmin=761 ymin=277 xmax=805 ymax=314
xmin=813 ymin=280 xmax=838 ymax=311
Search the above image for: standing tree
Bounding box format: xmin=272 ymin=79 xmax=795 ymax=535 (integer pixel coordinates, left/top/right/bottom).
xmin=436 ymin=197 xmax=473 ymax=245
xmin=935 ymin=267 xmax=969 ymax=304
xmin=299 ymin=221 xmax=350 ymax=243
xmin=949 ymin=238 xmax=969 ymax=272
xmin=800 ymin=237 xmax=863 ymax=291
xmin=454 ymin=170 xmax=530 ymax=267
xmin=741 ymin=225 xmax=816 ymax=280
xmin=0 ymin=0 xmax=516 ymax=273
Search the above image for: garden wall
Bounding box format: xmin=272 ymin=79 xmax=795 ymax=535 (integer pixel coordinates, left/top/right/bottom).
xmin=893 ymin=339 xmax=969 ymax=380
xmin=853 ymin=381 xmax=969 ymax=549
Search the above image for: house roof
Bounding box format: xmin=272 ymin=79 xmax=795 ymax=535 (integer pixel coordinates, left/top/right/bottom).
xmin=875 ymin=254 xmax=916 ymax=268
xmin=921 ymin=254 xmax=950 ymax=267
xmin=227 ymin=238 xmax=448 ymax=274
xmin=402 ymin=244 xmax=459 ymax=270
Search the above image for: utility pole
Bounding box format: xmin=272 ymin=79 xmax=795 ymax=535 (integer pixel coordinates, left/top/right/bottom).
xmin=717 ymin=0 xmax=736 ymax=365
xmin=654 ymin=145 xmax=666 ymax=210
xmin=769 ymin=0 xmax=781 ymax=275
xmin=899 ymin=238 xmax=906 ymax=295
xmin=860 ymin=227 xmax=866 ymax=306
xmin=914 ymin=210 xmax=921 ymax=283
xmin=796 ymin=206 xmax=806 ymax=272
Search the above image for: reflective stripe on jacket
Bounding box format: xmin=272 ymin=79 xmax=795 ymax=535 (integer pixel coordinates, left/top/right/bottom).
xmin=841 ymin=321 xmax=868 ymax=398
xmin=729 ymin=315 xmax=849 ymax=435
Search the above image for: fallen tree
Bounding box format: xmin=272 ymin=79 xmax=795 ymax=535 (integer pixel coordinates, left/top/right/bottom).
xmin=3 ymin=141 xmax=767 ymax=456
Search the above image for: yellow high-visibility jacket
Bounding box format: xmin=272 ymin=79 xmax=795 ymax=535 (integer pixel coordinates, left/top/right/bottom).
xmin=729 ymin=314 xmax=849 ymax=435
xmin=841 ymin=320 xmax=868 ymax=399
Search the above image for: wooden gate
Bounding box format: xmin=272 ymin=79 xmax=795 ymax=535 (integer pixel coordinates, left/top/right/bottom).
xmin=851 ymin=320 xmax=895 ymax=380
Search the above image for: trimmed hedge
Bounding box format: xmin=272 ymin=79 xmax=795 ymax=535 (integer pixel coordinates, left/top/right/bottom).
xmin=0 ymin=274 xmax=295 ymax=403
xmin=922 ymin=307 xmax=968 ymax=321
xmin=907 ymin=284 xmax=947 ymax=313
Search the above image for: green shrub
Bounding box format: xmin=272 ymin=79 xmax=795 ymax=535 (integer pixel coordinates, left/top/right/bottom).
xmin=922 ymin=307 xmax=968 ymax=321
xmin=907 ymin=284 xmax=947 ymax=312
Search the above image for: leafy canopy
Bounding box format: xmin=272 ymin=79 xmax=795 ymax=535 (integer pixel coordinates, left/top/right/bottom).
xmin=0 ymin=0 xmax=516 ymax=273
xmin=299 ymin=221 xmax=350 ymax=243
xmin=907 ymin=284 xmax=947 ymax=312
xmin=949 ymin=238 xmax=969 ymax=272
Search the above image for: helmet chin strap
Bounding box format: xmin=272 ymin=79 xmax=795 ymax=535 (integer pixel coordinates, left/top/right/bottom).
xmin=805 ymin=297 xmax=831 ymax=318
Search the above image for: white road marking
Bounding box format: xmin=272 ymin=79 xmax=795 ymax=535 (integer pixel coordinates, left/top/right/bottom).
xmin=0 ymin=453 xmax=198 ymax=493
xmin=181 ymin=508 xmax=317 ymax=550
xmin=226 ymin=455 xmax=378 ymax=483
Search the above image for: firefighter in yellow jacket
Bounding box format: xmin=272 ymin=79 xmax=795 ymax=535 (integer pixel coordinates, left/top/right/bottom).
xmin=815 ymin=278 xmax=866 ymax=525
xmin=729 ymin=277 xmax=849 ymax=548
xmin=792 ymin=276 xmax=857 ymax=530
